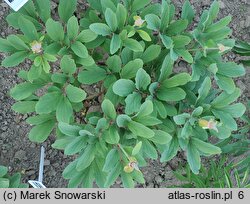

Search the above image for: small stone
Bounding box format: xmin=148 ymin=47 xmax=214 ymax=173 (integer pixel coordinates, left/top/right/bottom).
xmin=219 ymin=1 xmax=226 ymax=9
xmin=14 ymin=150 xmax=26 ymax=160
xmin=44 ymin=160 xmax=50 ymax=166
xmin=202 ymin=0 xmax=210 ymax=6
xmin=26 ymin=170 xmax=36 ymax=176
xmin=1 ymin=126 xmax=7 ymax=131
xmin=155 ymin=175 xmax=163 ymax=184
xmin=245 ymin=16 xmax=250 ymax=28
xmin=147 ymin=183 xmax=154 ymax=188
xmin=50 ymin=1 xmax=57 ymax=10
xmin=236 ymin=80 xmax=246 ymax=91
xmin=115 ymin=179 xmax=122 ymax=185
xmin=240 ymin=20 xmax=245 ymax=28
xmin=50 ymin=169 xmax=57 ymax=176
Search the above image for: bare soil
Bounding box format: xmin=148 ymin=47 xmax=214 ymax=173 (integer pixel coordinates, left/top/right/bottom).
xmin=0 ymin=0 xmax=249 ymax=188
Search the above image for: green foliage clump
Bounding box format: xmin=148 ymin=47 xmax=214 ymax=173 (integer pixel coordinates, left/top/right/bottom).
xmin=0 ymin=166 xmax=28 ymax=188
xmin=0 ymin=0 xmax=247 ymax=187
xmin=234 ymin=41 xmax=250 ymax=66
xmin=172 ymin=157 xmax=250 ymax=188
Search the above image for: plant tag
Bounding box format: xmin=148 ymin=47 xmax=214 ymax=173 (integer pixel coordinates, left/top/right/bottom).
xmin=28 ymin=146 xmax=47 ymax=188
xmin=3 ymin=0 xmax=28 ymax=11
xmin=28 ymin=180 xmax=47 ymax=188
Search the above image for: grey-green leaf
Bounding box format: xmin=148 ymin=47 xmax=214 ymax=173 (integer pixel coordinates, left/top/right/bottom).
xmin=89 ymin=23 xmax=111 ymax=36
xmin=105 ymin=8 xmax=118 ymax=31
xmin=66 ymin=84 xmax=87 ymax=103
xmin=46 ymin=18 xmax=64 ymax=41
xmin=58 ymin=0 xmax=77 ymax=22
xmin=113 ymin=79 xmax=135 ymax=97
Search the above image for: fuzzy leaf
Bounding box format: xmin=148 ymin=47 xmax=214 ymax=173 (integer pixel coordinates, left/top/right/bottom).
xmin=145 ymin=14 xmax=161 ymax=30
xmin=0 ymin=38 xmax=16 ymax=52
xmin=107 ymin=55 xmax=121 ymax=73
xmin=66 ymin=84 xmax=87 ymax=103
xmin=131 ymin=0 xmax=151 ymax=12
xmin=161 ymin=35 xmax=173 ymax=49
xmin=150 ymin=130 xmax=172 ymax=144
xmin=216 ymin=74 xmax=235 ymax=94
xmin=128 ymin=121 xmax=155 ymax=139
xmin=142 ymin=45 xmax=161 ymax=63
xmin=160 ymin=137 xmax=179 ymax=162
xmin=7 ymin=35 xmax=29 ymax=51
xmin=220 ymin=103 xmax=246 ymax=118
xmin=76 ymin=145 xmax=96 ymax=171
xmin=105 ymin=8 xmax=118 ymax=31
xmin=0 ymin=166 xmax=8 ymax=177
xmin=132 ymin=141 xmax=142 ymax=155
xmin=2 ymin=51 xmax=28 ymax=67
xmin=18 ymin=17 xmax=38 ymax=41
xmin=137 ymin=30 xmax=151 ymax=42
xmin=78 ymin=67 xmax=107 ymax=85
xmin=104 ymin=163 xmax=121 ymax=187
xmin=60 ymin=55 xmax=77 ymax=75
xmin=0 ymin=178 xmax=9 ymax=188
xmin=89 ymin=23 xmax=111 ymax=36
xmin=58 ymin=122 xmax=82 ymax=137
xmin=187 ymin=143 xmax=201 ymax=174
xmin=211 ymin=88 xmax=241 ymax=108
xmin=10 ymin=82 xmax=41 ymax=101
xmin=64 ymin=136 xmax=88 ymax=155
xmin=46 ymin=18 xmax=64 ymax=41
xmin=116 ymin=114 xmax=131 ymax=127
xmin=197 ymin=77 xmax=211 ymax=103
xmin=217 ymin=63 xmax=245 ymax=78
xmin=125 ymin=92 xmax=142 ymax=115
xmin=101 ymin=99 xmax=117 ymax=119
xmin=192 ymin=138 xmax=221 ymax=155
xmin=181 ymin=0 xmax=195 ymax=24
xmin=166 ymin=19 xmax=188 ymax=35
xmin=33 ymin=0 xmax=51 ymax=23
xmin=67 ymin=16 xmax=79 ymax=40
xmin=162 ymin=73 xmax=191 ymax=88
xmin=113 ymin=79 xmax=135 ymax=97
xmin=121 ymin=59 xmax=143 ymax=79
xmin=110 ymin=34 xmax=121 ymax=54
xmin=103 ymin=149 xmax=120 ymax=172
xmin=56 ymin=97 xmax=73 ymax=123
xmin=29 ymin=120 xmax=55 ymax=143
xmin=157 ymin=87 xmax=186 ymax=101
xmin=58 ymin=0 xmax=77 ymax=22
xmin=36 ymin=92 xmax=61 ymax=114
xmin=104 ymin=125 xmax=120 ymax=144
xmin=175 ymin=49 xmax=193 ymax=63
xmin=116 ymin=3 xmax=127 ymax=29
xmin=76 ymin=29 xmax=98 ymax=43
xmin=123 ymin=39 xmax=144 ymax=52
xmin=12 ymin=101 xmax=37 ymax=114
xmin=135 ymin=68 xmax=151 ymax=90
xmin=71 ymin=41 xmax=88 ymax=58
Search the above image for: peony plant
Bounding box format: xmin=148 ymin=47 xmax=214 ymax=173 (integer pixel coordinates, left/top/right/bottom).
xmin=0 ymin=0 xmax=247 ymax=187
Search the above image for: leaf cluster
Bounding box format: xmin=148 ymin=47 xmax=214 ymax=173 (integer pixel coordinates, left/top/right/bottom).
xmin=0 ymin=0 xmax=247 ymax=187
xmin=0 ymin=166 xmax=28 ymax=188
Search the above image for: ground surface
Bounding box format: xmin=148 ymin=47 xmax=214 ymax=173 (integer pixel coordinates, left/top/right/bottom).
xmin=0 ymin=0 xmax=249 ymax=188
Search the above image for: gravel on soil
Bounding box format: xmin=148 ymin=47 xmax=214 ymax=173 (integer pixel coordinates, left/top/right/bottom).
xmin=0 ymin=0 xmax=249 ymax=188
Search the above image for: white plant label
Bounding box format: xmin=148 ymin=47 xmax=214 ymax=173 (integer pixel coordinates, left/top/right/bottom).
xmin=3 ymin=0 xmax=28 ymax=11
xmin=28 ymin=146 xmax=47 ymax=188
xmin=28 ymin=180 xmax=47 ymax=189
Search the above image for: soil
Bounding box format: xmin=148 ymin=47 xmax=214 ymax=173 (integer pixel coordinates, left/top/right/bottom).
xmin=0 ymin=0 xmax=249 ymax=188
